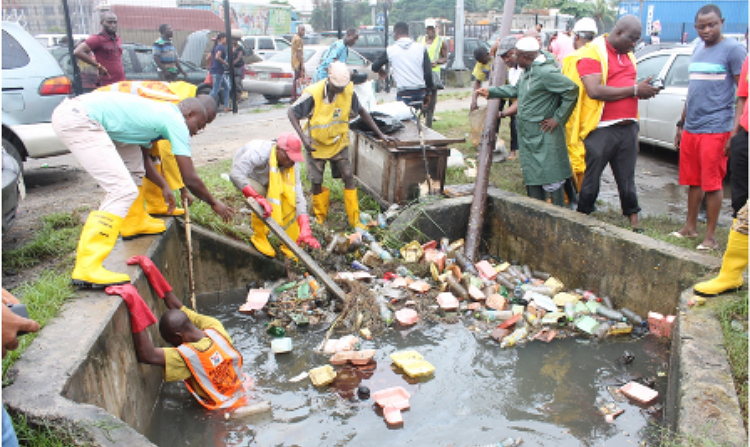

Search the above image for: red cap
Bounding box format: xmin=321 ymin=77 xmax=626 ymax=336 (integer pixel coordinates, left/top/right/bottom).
xmin=276 ymin=133 xmax=303 ymax=162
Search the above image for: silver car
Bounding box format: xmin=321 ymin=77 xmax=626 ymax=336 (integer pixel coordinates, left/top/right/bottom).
xmin=2 ymin=21 xmax=72 ymax=168
xmin=636 ymin=46 xmax=692 ymax=151
xmin=242 ymin=45 xmax=378 ymax=102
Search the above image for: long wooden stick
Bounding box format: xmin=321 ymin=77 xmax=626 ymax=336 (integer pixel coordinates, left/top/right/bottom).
xmin=183 ymin=195 xmax=197 ymax=310
xmin=244 ymin=197 xmax=346 ymax=303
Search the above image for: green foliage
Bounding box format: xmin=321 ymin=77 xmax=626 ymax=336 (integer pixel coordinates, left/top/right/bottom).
xmin=310 ymin=0 xmax=373 ymax=31
xmin=2 ymin=270 xmax=77 ymax=379
xmin=716 ymin=293 xmax=749 ymax=425
xmin=12 ymin=413 xmax=89 ymax=447
xmin=3 ymin=212 xmax=82 ymax=270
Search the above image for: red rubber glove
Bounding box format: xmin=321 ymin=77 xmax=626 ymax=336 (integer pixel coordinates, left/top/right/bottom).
xmin=127 ymin=255 xmax=172 ymax=299
xmin=242 ymin=185 xmax=273 ymax=218
xmin=105 ymin=284 xmax=157 ymax=333
xmin=296 ymin=214 xmax=320 ymax=249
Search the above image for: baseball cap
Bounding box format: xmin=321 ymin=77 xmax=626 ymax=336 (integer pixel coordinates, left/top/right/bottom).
xmin=516 ymin=36 xmax=540 ymax=52
xmin=276 ymin=133 xmax=303 ymax=162
xmin=497 ymin=36 xmax=518 ymax=56
xmin=573 ymin=18 xmax=598 ymax=34
xmin=328 ymin=61 xmax=351 ymax=87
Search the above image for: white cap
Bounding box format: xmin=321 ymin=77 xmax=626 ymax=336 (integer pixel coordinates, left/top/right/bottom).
xmin=515 ymin=37 xmax=541 ymax=52
xmin=425 ymin=19 xmax=437 ymax=28
xmin=328 ymin=61 xmax=351 ymax=87
xmin=573 ymin=18 xmax=598 ymax=34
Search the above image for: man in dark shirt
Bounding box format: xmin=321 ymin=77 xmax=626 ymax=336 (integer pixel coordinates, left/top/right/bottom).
xmin=74 ymin=11 xmax=125 ymax=86
xmin=154 ymin=24 xmax=186 ymax=82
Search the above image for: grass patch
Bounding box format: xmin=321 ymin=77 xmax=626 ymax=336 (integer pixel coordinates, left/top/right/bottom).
xmin=716 ymin=292 xmax=749 ymax=426
xmin=437 ymin=90 xmax=473 ymax=101
xmin=2 ymin=269 xmax=77 ymax=380
xmin=11 ymin=413 xmax=90 ymax=447
xmin=3 ymin=212 xmax=82 ymax=270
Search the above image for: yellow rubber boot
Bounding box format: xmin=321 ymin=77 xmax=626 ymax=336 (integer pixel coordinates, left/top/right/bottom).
xmin=280 ymin=220 xmax=300 ymax=261
xmin=343 ymin=189 xmax=364 ymax=229
xmin=144 ymin=162 xmax=185 ymax=216
xmin=694 ymin=230 xmax=748 ymax=296
xmin=251 ymin=214 xmax=276 ymax=257
xmin=72 ymin=211 xmax=131 ymax=288
xmin=312 ymin=187 xmax=330 ymax=224
xmin=121 ymin=186 xmax=167 ymax=240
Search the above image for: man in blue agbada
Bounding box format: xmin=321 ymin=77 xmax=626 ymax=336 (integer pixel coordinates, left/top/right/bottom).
xmin=476 ymin=37 xmax=579 ymax=206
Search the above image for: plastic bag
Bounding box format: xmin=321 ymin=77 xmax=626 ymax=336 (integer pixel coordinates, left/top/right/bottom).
xmin=350 ymin=112 xmax=404 ymax=135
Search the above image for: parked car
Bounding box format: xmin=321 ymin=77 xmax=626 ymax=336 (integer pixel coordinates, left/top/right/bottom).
xmin=35 ymin=33 xmax=88 ymax=48
xmin=242 ymin=45 xmax=378 ymax=102
xmin=49 ymin=43 xmax=211 ymax=94
xmin=636 ymin=46 xmax=691 ymax=150
xmin=282 ymin=33 xmax=324 ymax=45
xmin=2 ymin=145 xmax=22 ymax=234
xmin=241 ymin=35 xmax=291 ymax=60
xmin=2 ymin=21 xmax=72 ymax=168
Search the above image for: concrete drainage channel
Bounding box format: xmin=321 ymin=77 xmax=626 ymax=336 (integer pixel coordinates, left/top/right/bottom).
xmin=3 ymin=188 xmax=746 ymax=446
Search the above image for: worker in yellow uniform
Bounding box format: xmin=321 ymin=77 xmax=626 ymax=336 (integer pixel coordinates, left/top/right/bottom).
xmin=417 ymin=19 xmax=447 ymax=128
xmin=95 ymin=80 xmax=234 ymax=234
xmin=106 ymin=255 xmax=250 ymax=410
xmin=287 ymin=62 xmax=395 ymax=229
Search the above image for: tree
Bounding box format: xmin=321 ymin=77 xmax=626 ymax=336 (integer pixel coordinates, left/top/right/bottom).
xmin=592 ymin=0 xmax=617 ymax=33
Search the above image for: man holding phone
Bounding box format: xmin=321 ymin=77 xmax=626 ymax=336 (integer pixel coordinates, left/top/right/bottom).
xmin=2 ymin=289 xmax=41 ymax=447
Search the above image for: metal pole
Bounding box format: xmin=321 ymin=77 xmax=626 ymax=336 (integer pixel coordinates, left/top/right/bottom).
xmin=61 ymin=0 xmax=82 ymax=95
xmin=222 ymin=0 xmax=236 ymax=113
xmin=336 ymin=0 xmax=342 ymax=39
xmin=452 ymin=0 xmax=465 ymax=70
xmin=463 ymin=0 xmax=516 ymax=261
xmin=183 ymin=196 xmax=197 ymax=310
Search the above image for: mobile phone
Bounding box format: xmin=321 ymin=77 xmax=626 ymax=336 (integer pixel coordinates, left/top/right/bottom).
xmin=650 ymin=78 xmax=664 ymax=90
xmin=7 ymin=303 xmax=30 ymax=336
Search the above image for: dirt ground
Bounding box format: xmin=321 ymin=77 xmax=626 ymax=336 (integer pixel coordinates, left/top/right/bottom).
xmin=3 ymin=88 xmax=733 ymax=256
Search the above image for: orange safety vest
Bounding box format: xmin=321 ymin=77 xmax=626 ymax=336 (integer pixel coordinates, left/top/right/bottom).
xmin=176 ymin=328 xmax=248 ymax=410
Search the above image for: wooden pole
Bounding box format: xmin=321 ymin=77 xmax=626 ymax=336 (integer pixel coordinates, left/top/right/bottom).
xmin=244 ymin=198 xmax=347 ymax=302
xmin=183 ymin=195 xmax=197 ymax=310
xmin=463 ymin=0 xmax=516 ymax=261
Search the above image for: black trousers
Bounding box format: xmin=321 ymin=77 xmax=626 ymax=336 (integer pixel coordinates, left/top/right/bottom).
xmin=730 ymin=128 xmax=748 ymax=217
xmin=577 ymin=122 xmax=641 ymax=216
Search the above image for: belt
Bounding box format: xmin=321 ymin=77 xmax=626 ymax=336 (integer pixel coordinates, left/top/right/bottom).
xmin=614 ymin=120 xmax=637 ymax=126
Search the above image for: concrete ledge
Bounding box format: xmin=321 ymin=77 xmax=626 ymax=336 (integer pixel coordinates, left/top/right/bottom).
xmin=668 ymin=288 xmax=748 ymax=446
xmin=4 ymin=218 xmax=285 ymax=446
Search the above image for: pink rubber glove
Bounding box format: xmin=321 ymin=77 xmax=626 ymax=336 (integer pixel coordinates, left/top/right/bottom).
xmin=127 ymin=255 xmax=172 ymax=299
xmin=242 ymin=185 xmax=273 ymax=218
xmin=296 ymin=214 xmax=320 ymax=249
xmin=105 ymin=284 xmax=157 ymax=333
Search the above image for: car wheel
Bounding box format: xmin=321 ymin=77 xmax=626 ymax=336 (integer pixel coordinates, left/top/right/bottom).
xmin=2 ymin=137 xmax=24 ymax=176
xmin=263 ymin=95 xmax=280 ymax=103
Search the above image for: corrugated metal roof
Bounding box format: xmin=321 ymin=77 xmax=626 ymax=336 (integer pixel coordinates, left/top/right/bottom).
xmin=110 ymin=4 xmax=225 ymax=31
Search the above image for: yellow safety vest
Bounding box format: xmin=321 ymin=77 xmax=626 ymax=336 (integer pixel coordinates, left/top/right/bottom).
xmin=267 ymin=145 xmax=298 ymax=230
xmin=95 ymin=80 xmax=196 ymax=103
xmin=418 ymin=35 xmax=444 ymax=73
xmin=176 ymin=328 xmax=247 ymax=410
xmin=303 ymin=80 xmax=353 ymax=159
xmin=563 ymin=35 xmax=636 ymax=176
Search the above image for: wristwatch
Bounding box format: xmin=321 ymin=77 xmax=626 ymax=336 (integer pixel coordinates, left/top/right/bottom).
xmin=500 ymin=111 xmax=505 ymax=118
xmin=675 ymin=120 xmax=685 ymax=128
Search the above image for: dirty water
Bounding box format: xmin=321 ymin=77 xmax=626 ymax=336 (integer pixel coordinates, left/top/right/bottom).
xmin=147 ymin=288 xmax=669 ymax=447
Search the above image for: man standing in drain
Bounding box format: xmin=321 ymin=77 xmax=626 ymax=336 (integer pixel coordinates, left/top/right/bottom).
xmin=229 ymin=133 xmax=321 ymax=260
xmin=288 ymin=62 xmax=395 ymax=229
xmin=417 ymin=19 xmax=448 ymax=128
xmin=106 ymin=256 xmax=251 ymax=411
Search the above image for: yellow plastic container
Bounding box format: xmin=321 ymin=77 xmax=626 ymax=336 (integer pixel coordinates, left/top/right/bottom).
xmin=309 ymin=365 xmax=336 ymax=387
xmin=400 ymin=359 xmax=435 ymax=378
xmin=390 ymin=350 xmax=424 ymax=368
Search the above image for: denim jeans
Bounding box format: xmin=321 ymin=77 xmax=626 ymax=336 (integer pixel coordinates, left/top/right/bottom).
xmin=210 ymin=73 xmax=230 ymax=109
xmin=3 ymin=405 xmax=19 ymax=447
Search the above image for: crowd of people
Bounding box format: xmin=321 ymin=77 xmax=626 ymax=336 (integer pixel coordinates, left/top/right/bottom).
xmin=2 ymin=4 xmax=747 ymax=441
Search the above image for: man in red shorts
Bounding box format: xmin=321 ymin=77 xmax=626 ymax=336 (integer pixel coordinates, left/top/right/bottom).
xmin=672 ymin=4 xmax=746 ymax=250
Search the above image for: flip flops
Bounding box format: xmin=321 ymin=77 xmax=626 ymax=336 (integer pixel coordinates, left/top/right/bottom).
xmin=669 ymin=231 xmax=698 ymax=239
xmin=696 ymin=243 xmax=719 ymax=251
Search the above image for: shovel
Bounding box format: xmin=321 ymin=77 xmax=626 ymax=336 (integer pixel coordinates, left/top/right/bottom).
xmin=183 ymin=195 xmax=197 ymax=310
xmin=244 ymin=197 xmax=346 ymax=303
xmin=408 ymin=100 xmax=436 ymax=197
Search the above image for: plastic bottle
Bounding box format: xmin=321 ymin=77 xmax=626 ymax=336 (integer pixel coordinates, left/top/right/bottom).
xmin=440 ymin=237 xmax=450 ymax=252
xmin=352 ymin=260 xmax=370 ymax=271
xmin=620 ymin=307 xmax=644 ymax=326
xmin=595 ymin=305 xmax=627 ymax=322
xmin=377 ymin=296 xmax=393 ymax=325
xmin=455 ymin=251 xmax=479 ymax=276
xmin=593 ymin=321 xmax=611 ymax=340
xmin=564 ymin=301 xmax=577 ymax=322
xmin=521 ymin=265 xmax=532 ymax=279
xmin=496 ymin=274 xmax=516 ymax=290
xmin=359 ymin=212 xmax=372 ymax=225
xmin=500 ymin=326 xmax=529 ymax=348
xmin=377 ymin=213 xmax=387 ymax=228
xmin=581 ymin=290 xmax=598 ymax=301
xmin=512 ymin=283 xmax=525 ymax=303
xmin=447 ymin=274 xmax=469 ymax=299
xmin=602 ymin=296 xmax=614 ymax=309
xmin=483 ymin=310 xmax=514 ymax=322
xmin=527 ymin=285 xmax=554 ymax=296
xmin=396 ymin=265 xmax=414 ymax=278
xmin=524 ymin=311 xmax=541 ymax=328
xmin=370 ymin=241 xmax=392 ymax=261
xmin=532 ymin=270 xmax=551 ymax=280
xmin=355 ymin=227 xmax=375 ymax=242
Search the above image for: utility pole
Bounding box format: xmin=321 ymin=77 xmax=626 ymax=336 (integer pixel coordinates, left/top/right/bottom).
xmin=62 ymin=0 xmax=82 ymax=95
xmin=370 ymin=0 xmax=377 ymax=26
xmin=453 ymin=0 xmax=465 ymax=70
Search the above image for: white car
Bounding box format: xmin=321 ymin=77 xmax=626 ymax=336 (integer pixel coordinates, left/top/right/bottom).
xmin=636 ymin=46 xmax=691 ymax=151
xmin=241 ymin=35 xmax=291 ymax=60
xmin=242 ymin=45 xmax=378 ymax=102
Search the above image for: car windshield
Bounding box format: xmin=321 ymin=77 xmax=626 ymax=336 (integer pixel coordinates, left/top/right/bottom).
xmin=267 ymin=48 xmax=316 ymax=63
